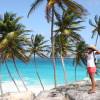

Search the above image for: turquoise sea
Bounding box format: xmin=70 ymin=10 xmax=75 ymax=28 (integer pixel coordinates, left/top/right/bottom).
xmin=0 ymin=58 xmax=89 ymax=86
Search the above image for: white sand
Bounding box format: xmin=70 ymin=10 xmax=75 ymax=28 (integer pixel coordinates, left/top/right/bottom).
xmin=0 ymin=80 xmax=54 ymax=95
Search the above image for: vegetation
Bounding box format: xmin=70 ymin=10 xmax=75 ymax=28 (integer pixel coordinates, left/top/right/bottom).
xmin=54 ymin=9 xmax=85 ymax=83
xmin=0 ymin=0 xmax=100 ymax=94
xmin=28 ymin=0 xmax=87 ymax=88
xmin=89 ymin=15 xmax=100 ymax=46
xmin=28 ymin=0 xmax=87 ymax=22
xmin=73 ymin=41 xmax=87 ymax=80
xmin=28 ymin=34 xmax=49 ymax=90
xmin=0 ymin=12 xmax=29 ymax=92
xmin=89 ymin=15 xmax=100 ymax=75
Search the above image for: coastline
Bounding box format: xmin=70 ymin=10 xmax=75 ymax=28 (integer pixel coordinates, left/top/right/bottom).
xmin=0 ymin=79 xmax=100 ymax=100
xmin=1 ymin=77 xmax=100 ymax=95
xmin=0 ymin=80 xmax=54 ymax=95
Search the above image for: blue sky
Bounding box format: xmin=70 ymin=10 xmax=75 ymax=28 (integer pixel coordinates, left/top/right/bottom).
xmin=0 ymin=0 xmax=100 ymax=48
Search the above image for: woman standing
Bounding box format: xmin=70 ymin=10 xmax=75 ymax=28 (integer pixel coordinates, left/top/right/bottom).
xmin=86 ymin=45 xmax=100 ymax=94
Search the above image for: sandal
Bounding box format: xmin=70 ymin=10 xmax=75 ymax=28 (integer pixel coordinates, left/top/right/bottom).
xmin=88 ymin=90 xmax=96 ymax=94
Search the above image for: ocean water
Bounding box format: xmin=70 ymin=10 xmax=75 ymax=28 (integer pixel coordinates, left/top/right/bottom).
xmin=0 ymin=58 xmax=88 ymax=87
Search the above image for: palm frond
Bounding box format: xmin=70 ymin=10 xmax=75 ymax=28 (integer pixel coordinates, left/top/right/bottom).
xmin=63 ymin=0 xmax=87 ymax=16
xmin=90 ymin=15 xmax=100 ymax=44
xmin=29 ymin=34 xmax=49 ymax=58
xmin=94 ymin=15 xmax=98 ymax=24
xmin=89 ymin=19 xmax=96 ymax=27
xmin=28 ymin=0 xmax=44 ymax=17
xmin=74 ymin=41 xmax=87 ymax=66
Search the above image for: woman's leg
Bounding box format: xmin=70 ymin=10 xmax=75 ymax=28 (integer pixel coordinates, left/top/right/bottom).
xmin=89 ymin=73 xmax=96 ymax=91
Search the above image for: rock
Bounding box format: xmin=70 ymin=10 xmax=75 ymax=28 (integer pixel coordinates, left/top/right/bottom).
xmin=0 ymin=91 xmax=35 ymax=100
xmin=56 ymin=80 xmax=100 ymax=100
xmin=35 ymin=90 xmax=66 ymax=100
xmin=35 ymin=80 xmax=100 ymax=100
xmin=67 ymin=89 xmax=100 ymax=100
xmin=66 ymin=80 xmax=100 ymax=100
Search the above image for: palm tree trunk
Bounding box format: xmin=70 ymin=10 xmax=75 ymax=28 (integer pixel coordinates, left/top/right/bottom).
xmin=95 ymin=34 xmax=99 ymax=46
xmin=60 ymin=56 xmax=67 ymax=84
xmin=12 ymin=54 xmax=28 ymax=91
xmin=33 ymin=54 xmax=44 ymax=90
xmin=51 ymin=7 xmax=57 ymax=88
xmin=59 ymin=35 xmax=67 ymax=85
xmin=51 ymin=57 xmax=57 ymax=88
xmin=5 ymin=61 xmax=20 ymax=92
xmin=75 ymin=65 xmax=77 ymax=81
xmin=0 ymin=64 xmax=3 ymax=95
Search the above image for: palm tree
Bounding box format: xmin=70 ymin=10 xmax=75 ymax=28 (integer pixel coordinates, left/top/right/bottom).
xmin=0 ymin=32 xmax=29 ymax=92
xmin=54 ymin=9 xmax=85 ymax=82
xmin=28 ymin=0 xmax=87 ymax=88
xmin=52 ymin=9 xmax=84 ymax=87
xmin=89 ymin=15 xmax=100 ymax=46
xmin=0 ymin=63 xmax=3 ymax=95
xmin=28 ymin=34 xmax=49 ymax=90
xmin=73 ymin=41 xmax=87 ymax=81
xmin=46 ymin=0 xmax=87 ymax=22
xmin=54 ymin=9 xmax=84 ymax=36
xmin=28 ymin=0 xmax=87 ymax=21
xmin=54 ymin=34 xmax=70 ymax=84
xmin=5 ymin=60 xmax=20 ymax=92
xmin=51 ymin=7 xmax=57 ymax=88
xmin=0 ymin=12 xmax=29 ymax=91
xmin=89 ymin=16 xmax=100 ymax=74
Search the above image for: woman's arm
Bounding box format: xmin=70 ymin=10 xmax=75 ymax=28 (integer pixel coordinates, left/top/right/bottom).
xmin=95 ymin=50 xmax=100 ymax=54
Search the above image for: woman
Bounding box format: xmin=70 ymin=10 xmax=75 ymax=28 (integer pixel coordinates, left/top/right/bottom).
xmin=86 ymin=45 xmax=100 ymax=94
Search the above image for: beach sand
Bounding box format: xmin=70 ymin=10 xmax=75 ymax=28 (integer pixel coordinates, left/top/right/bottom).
xmin=0 ymin=80 xmax=54 ymax=100
xmin=0 ymin=80 xmax=54 ymax=95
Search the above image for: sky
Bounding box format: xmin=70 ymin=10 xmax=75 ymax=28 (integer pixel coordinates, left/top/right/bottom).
xmin=0 ymin=0 xmax=100 ymax=48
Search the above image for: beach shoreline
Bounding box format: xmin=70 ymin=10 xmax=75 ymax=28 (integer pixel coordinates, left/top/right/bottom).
xmin=1 ymin=79 xmax=100 ymax=100
xmin=1 ymin=77 xmax=100 ymax=95
xmin=0 ymin=80 xmax=54 ymax=95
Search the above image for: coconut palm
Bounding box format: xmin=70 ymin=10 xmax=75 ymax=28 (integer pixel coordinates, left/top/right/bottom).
xmin=54 ymin=9 xmax=84 ymax=54
xmin=0 ymin=31 xmax=29 ymax=92
xmin=73 ymin=41 xmax=87 ymax=81
xmin=28 ymin=0 xmax=58 ymax=87
xmin=51 ymin=7 xmax=57 ymax=88
xmin=0 ymin=12 xmax=29 ymax=91
xmin=54 ymin=9 xmax=85 ymax=82
xmin=28 ymin=0 xmax=87 ymax=88
xmin=47 ymin=0 xmax=87 ymax=22
xmin=89 ymin=15 xmax=100 ymax=46
xmin=48 ymin=2 xmax=86 ymax=86
xmin=54 ymin=9 xmax=84 ymax=37
xmin=28 ymin=0 xmax=87 ymax=22
xmin=29 ymin=34 xmax=49 ymax=90
xmin=5 ymin=60 xmax=20 ymax=92
xmin=54 ymin=34 xmax=70 ymax=84
xmin=0 ymin=63 xmax=3 ymax=95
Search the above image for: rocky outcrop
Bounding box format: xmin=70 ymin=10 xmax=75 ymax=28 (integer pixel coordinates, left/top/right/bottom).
xmin=0 ymin=91 xmax=35 ymax=100
xmin=35 ymin=80 xmax=100 ymax=100
xmin=35 ymin=90 xmax=67 ymax=100
xmin=66 ymin=80 xmax=100 ymax=100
